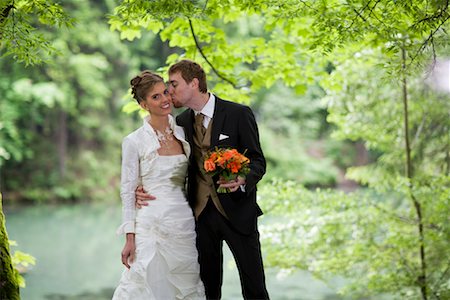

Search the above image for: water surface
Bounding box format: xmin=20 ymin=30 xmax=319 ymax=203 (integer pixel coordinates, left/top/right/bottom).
xmin=5 ymin=203 xmax=357 ymax=300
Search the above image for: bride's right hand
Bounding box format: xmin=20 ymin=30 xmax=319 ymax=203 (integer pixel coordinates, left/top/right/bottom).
xmin=121 ymin=233 xmax=135 ymax=269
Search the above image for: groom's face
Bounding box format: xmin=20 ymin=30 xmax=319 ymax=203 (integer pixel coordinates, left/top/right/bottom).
xmin=168 ymin=71 xmax=194 ymax=108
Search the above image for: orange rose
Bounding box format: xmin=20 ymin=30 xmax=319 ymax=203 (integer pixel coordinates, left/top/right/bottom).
xmin=216 ymin=156 xmax=226 ymax=167
xmin=228 ymin=161 xmax=240 ymax=173
xmin=222 ymin=149 xmax=235 ymax=161
xmin=209 ymin=152 xmax=218 ymax=162
xmin=204 ymin=159 xmax=216 ymax=172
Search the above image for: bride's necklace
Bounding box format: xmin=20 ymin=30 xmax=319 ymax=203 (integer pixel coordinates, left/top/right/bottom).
xmin=154 ymin=126 xmax=174 ymax=148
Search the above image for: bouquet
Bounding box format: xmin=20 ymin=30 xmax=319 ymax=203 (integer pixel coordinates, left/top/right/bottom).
xmin=203 ymin=147 xmax=250 ymax=193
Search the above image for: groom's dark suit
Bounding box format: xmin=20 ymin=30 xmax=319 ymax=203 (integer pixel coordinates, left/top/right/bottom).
xmin=176 ymin=96 xmax=269 ymax=299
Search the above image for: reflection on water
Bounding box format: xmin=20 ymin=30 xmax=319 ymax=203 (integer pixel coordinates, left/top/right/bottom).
xmin=45 ymin=288 xmax=114 ymax=299
xmin=5 ymin=203 xmax=352 ymax=300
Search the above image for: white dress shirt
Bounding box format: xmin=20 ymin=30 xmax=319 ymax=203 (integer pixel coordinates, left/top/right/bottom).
xmin=194 ymin=93 xmax=215 ymax=128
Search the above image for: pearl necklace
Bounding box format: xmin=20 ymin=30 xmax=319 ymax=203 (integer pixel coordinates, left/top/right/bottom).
xmin=155 ymin=127 xmax=174 ymax=148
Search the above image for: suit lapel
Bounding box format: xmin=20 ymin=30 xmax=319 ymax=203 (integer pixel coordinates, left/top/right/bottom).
xmin=185 ymin=109 xmax=195 ymax=148
xmin=211 ymin=96 xmax=225 ymax=147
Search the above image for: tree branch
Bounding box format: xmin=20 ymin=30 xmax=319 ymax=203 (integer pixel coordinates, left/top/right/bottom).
xmin=188 ymin=18 xmax=238 ymax=88
xmin=431 ymin=262 xmax=450 ymax=297
xmin=0 ymin=3 xmax=14 ymax=25
xmin=372 ymin=202 xmax=443 ymax=232
xmin=366 ymin=0 xmax=385 ymax=27
xmin=409 ymin=14 xmax=450 ymax=66
xmin=415 ymin=0 xmax=448 ymax=25
xmin=345 ymin=0 xmax=373 ymax=32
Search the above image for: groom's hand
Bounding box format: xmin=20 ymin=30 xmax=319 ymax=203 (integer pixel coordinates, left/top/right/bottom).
xmin=217 ymin=176 xmax=246 ymax=192
xmin=135 ymin=185 xmax=156 ymax=208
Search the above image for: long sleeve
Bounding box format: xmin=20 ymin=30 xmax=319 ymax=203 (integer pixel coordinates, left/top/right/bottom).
xmin=238 ymin=106 xmax=266 ymax=194
xmin=116 ymin=136 xmax=140 ymax=235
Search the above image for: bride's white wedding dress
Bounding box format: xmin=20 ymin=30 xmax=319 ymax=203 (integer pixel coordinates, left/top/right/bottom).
xmin=112 ymin=154 xmax=205 ymax=299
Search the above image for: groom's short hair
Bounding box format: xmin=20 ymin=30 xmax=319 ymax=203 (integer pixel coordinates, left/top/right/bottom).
xmin=169 ymin=60 xmax=207 ymax=93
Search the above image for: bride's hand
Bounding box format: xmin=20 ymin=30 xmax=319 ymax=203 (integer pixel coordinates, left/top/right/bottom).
xmin=121 ymin=233 xmax=136 ymax=269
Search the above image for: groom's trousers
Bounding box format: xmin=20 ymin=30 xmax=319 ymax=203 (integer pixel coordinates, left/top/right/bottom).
xmin=196 ymin=200 xmax=269 ymax=300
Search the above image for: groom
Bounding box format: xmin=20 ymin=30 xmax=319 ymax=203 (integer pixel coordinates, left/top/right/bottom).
xmin=137 ymin=60 xmax=269 ymax=300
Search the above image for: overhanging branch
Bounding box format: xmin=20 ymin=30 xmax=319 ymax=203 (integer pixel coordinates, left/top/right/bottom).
xmin=0 ymin=3 xmax=14 ymax=25
xmin=409 ymin=14 xmax=450 ymax=66
xmin=188 ymin=18 xmax=239 ymax=89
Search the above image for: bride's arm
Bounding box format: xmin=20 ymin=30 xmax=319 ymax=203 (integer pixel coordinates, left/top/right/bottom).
xmin=117 ymin=136 xmax=139 ymax=235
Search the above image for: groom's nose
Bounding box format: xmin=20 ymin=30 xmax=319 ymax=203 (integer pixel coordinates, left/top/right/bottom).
xmin=167 ymin=84 xmax=174 ymax=94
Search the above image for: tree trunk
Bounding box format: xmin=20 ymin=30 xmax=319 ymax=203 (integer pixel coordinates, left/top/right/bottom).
xmin=0 ymin=193 xmax=20 ymax=300
xmin=401 ymin=47 xmax=427 ymax=300
xmin=57 ymin=109 xmax=68 ymax=178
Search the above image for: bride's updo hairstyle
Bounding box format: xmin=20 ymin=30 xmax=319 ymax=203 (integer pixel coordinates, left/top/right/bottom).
xmin=130 ymin=71 xmax=164 ymax=104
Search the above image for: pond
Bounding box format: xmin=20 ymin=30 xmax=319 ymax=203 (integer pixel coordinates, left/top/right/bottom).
xmin=5 ymin=203 xmax=366 ymax=300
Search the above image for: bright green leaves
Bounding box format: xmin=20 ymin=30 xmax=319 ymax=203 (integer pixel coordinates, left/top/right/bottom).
xmin=0 ymin=0 xmax=74 ymax=65
xmin=9 ymin=240 xmax=36 ymax=288
xmin=108 ymin=0 xmax=323 ymax=101
xmin=110 ymin=0 xmax=200 ymax=40
xmin=109 ymin=13 xmax=164 ymax=41
xmin=259 ymin=179 xmax=450 ymax=298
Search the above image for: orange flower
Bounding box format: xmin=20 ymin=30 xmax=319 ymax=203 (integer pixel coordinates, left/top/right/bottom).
xmin=204 ymin=159 xmax=216 ymax=172
xmin=222 ymin=150 xmax=235 ymax=161
xmin=203 ymin=147 xmax=250 ymax=193
xmin=238 ymin=154 xmax=249 ymax=164
xmin=216 ymin=156 xmax=227 ymax=168
xmin=208 ymin=152 xmax=218 ymax=162
xmin=227 ymin=161 xmax=241 ymax=173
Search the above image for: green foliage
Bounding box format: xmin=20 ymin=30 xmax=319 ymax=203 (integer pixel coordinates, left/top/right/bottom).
xmin=110 ymin=0 xmax=450 ymax=99
xmin=256 ymin=30 xmax=449 ymax=299
xmin=255 ymin=83 xmax=342 ymax=186
xmin=0 ymin=0 xmax=158 ymax=203
xmin=9 ymin=240 xmax=36 ymax=288
xmin=317 ymin=43 xmax=449 ymax=299
xmin=0 ymin=0 xmax=74 ymax=65
xmin=259 ymin=179 xmax=450 ymax=299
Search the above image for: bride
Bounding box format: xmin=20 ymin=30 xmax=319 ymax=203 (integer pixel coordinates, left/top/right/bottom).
xmin=112 ymin=71 xmax=205 ymax=299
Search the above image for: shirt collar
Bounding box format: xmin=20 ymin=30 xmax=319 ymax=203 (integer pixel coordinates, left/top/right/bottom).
xmin=195 ymin=93 xmax=215 ymax=119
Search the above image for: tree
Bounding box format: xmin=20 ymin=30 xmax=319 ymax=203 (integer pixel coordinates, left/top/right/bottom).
xmin=259 ymin=55 xmax=450 ymax=298
xmin=0 ymin=2 xmax=73 ymax=299
xmin=0 ymin=193 xmax=20 ymax=300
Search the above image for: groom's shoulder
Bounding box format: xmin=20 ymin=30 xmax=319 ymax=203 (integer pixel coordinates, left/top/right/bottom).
xmin=216 ymin=96 xmax=249 ymax=112
xmin=216 ymin=97 xmax=253 ymax=118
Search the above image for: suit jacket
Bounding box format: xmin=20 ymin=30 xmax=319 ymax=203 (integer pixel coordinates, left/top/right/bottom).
xmin=176 ymin=95 xmax=266 ymax=235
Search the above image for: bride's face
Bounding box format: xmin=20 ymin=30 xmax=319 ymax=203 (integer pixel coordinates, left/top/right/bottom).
xmin=140 ymin=82 xmax=172 ymax=116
